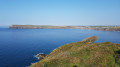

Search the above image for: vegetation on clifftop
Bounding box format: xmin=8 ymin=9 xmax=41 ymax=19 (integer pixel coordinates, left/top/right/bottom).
xmin=10 ymin=25 xmax=120 ymax=31
xmin=30 ymin=36 xmax=120 ymax=67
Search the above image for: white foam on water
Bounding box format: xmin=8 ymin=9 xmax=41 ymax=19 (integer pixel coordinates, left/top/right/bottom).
xmin=29 ymin=53 xmax=45 ymax=66
xmin=34 ymin=53 xmax=44 ymax=60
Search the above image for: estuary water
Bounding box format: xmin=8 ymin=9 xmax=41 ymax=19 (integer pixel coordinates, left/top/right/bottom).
xmin=0 ymin=28 xmax=120 ymax=67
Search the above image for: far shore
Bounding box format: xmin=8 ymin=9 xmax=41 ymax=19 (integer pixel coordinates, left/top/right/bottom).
xmin=9 ymin=25 xmax=120 ymax=32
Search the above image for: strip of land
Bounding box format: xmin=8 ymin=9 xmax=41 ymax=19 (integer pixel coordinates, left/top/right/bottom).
xmin=9 ymin=25 xmax=120 ymax=31
xmin=30 ymin=36 xmax=120 ymax=67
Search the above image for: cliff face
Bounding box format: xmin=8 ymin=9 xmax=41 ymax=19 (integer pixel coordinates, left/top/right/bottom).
xmin=30 ymin=36 xmax=120 ymax=67
xmin=9 ymin=25 xmax=77 ymax=29
xmin=9 ymin=25 xmax=50 ymax=29
xmin=9 ymin=25 xmax=120 ymax=31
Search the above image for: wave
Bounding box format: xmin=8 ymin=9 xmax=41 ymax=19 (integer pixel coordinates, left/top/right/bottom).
xmin=34 ymin=53 xmax=44 ymax=60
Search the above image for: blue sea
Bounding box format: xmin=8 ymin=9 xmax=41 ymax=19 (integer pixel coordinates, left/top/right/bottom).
xmin=0 ymin=28 xmax=120 ymax=67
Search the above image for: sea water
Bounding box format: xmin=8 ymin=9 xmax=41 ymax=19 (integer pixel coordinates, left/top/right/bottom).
xmin=0 ymin=28 xmax=120 ymax=67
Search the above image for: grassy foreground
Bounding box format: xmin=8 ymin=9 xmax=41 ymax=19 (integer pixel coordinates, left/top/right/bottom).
xmin=30 ymin=36 xmax=120 ymax=67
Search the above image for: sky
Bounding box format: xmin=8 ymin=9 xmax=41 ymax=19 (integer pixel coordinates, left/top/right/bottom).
xmin=0 ymin=0 xmax=120 ymax=26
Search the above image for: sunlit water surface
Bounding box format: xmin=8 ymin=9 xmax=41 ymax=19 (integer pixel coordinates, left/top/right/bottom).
xmin=0 ymin=28 xmax=120 ymax=67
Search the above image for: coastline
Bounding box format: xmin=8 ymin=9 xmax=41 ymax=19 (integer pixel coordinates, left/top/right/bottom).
xmin=34 ymin=53 xmax=47 ymax=60
xmin=29 ymin=36 xmax=120 ymax=67
xmin=9 ymin=25 xmax=120 ymax=32
xmin=28 ymin=53 xmax=47 ymax=67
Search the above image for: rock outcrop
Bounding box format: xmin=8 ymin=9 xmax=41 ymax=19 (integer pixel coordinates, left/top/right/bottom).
xmin=36 ymin=54 xmax=47 ymax=60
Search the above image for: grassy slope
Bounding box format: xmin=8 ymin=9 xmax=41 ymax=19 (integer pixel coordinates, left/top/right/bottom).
xmin=30 ymin=41 xmax=120 ymax=67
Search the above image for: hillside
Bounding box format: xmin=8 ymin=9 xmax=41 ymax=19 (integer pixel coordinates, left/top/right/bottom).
xmin=30 ymin=36 xmax=120 ymax=67
xmin=9 ymin=25 xmax=120 ymax=31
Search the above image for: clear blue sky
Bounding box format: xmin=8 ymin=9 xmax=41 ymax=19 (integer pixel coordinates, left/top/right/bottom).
xmin=0 ymin=0 xmax=120 ymax=26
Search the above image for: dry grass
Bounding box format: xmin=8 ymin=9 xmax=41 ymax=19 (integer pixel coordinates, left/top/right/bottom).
xmin=30 ymin=37 xmax=120 ymax=67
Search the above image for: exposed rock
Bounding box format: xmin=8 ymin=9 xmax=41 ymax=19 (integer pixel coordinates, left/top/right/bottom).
xmin=36 ymin=54 xmax=47 ymax=60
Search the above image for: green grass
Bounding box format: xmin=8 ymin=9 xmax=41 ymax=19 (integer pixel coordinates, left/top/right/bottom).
xmin=30 ymin=37 xmax=120 ymax=67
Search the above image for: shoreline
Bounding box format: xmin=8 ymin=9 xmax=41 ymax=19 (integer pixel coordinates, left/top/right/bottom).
xmin=28 ymin=53 xmax=47 ymax=67
xmin=30 ymin=36 xmax=120 ymax=67
xmin=9 ymin=28 xmax=120 ymax=32
xmin=9 ymin=25 xmax=120 ymax=32
xmin=34 ymin=53 xmax=47 ymax=60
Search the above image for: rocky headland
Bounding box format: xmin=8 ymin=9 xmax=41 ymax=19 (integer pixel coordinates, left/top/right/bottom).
xmin=10 ymin=25 xmax=120 ymax=32
xmin=30 ymin=36 xmax=120 ymax=67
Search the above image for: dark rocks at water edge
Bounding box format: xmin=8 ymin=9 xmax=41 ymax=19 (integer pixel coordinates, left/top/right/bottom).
xmin=35 ymin=53 xmax=47 ymax=60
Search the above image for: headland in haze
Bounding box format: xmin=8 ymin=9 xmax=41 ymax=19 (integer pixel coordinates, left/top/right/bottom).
xmin=9 ymin=25 xmax=120 ymax=31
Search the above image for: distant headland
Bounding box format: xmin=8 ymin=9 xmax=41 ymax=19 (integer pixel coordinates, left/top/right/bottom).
xmin=9 ymin=25 xmax=120 ymax=31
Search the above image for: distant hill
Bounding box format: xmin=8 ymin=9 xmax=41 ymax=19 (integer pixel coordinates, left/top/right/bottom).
xmin=9 ymin=25 xmax=120 ymax=31
xmin=30 ymin=36 xmax=120 ymax=67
